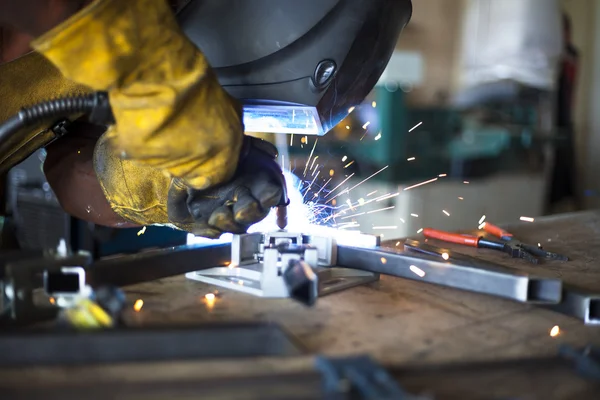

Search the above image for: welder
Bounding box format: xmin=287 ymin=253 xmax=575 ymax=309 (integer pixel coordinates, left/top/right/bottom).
xmin=0 ymin=0 xmax=411 ymax=238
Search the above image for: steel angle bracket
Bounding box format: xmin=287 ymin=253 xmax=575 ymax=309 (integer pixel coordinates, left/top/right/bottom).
xmin=186 ymin=231 xmax=380 ymax=301
xmin=335 ymin=240 xmax=562 ymax=304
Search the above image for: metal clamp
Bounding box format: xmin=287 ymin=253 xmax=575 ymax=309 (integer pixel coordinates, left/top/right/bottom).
xmin=187 ymin=230 xmax=379 ymax=304
xmin=1 ymin=250 xmax=92 ymax=326
xmin=315 ymin=355 xmax=428 ymax=400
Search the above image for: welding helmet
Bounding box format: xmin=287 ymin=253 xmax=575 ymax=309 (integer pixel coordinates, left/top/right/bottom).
xmin=177 ymin=0 xmax=412 ymax=136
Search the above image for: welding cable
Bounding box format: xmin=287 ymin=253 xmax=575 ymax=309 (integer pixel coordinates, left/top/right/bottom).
xmin=422 ymin=228 xmax=507 ymax=251
xmin=0 ymin=91 xmax=114 ymax=149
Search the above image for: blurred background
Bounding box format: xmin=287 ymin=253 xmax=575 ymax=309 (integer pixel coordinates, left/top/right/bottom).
xmin=5 ymin=0 xmax=599 ymax=254
xmin=269 ymin=0 xmax=596 ymax=240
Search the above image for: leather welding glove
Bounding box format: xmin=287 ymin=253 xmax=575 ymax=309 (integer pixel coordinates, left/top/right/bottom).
xmin=168 ymin=136 xmax=287 ymax=237
xmin=31 ymin=0 xmax=243 ymax=191
xmin=94 ymin=135 xmax=287 ymax=238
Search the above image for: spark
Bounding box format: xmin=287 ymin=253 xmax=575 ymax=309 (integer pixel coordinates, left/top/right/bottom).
xmin=137 ymin=226 xmax=147 ymax=236
xmin=290 ymin=134 xmax=294 ymax=146
xmin=344 ymin=160 xmax=355 ymax=168
xmin=366 ymin=206 xmax=395 ymax=214
xmin=410 ymin=265 xmax=426 ymax=277
xmin=407 ymin=157 xmax=416 ymax=161
xmin=330 ymin=169 xmax=335 ymax=176
xmin=303 ymin=138 xmax=319 ymax=177
xmin=346 ymin=165 xmax=389 ymax=193
xmin=538 ymin=243 xmax=542 ymax=248
xmin=358 ymin=198 xmax=365 ymax=206
xmin=346 ymin=199 xmax=355 ymax=211
xmin=376 ymin=193 xmax=399 ymax=202
xmin=362 ymin=121 xmax=371 ymax=129
xmin=372 ymin=101 xmax=377 ymax=108
xmin=463 ymin=181 xmax=470 ymax=184
xmin=348 ymin=106 xmax=355 ymax=113
xmin=442 ymin=253 xmax=449 ymax=260
xmin=443 ymin=210 xmax=450 ymax=216
xmin=306 ymin=170 xmax=320 ymax=192
xmin=204 ymin=293 xmax=216 ymax=309
xmin=133 ymin=299 xmax=144 ymax=312
xmin=374 ymin=132 xmax=382 ymax=141
xmin=367 ymin=190 xmax=378 ymax=197
xmin=411 ymin=214 xmax=419 ymax=218
xmin=409 ymin=122 xmax=423 ymax=132
xmin=400 ymin=218 xmax=405 ymax=223
xmin=340 ymin=212 xmax=365 ymax=220
xmin=49 ymin=297 xmax=56 ymax=304
xmin=380 ymin=257 xmax=387 ymax=264
xmin=417 ymin=228 xmax=423 ymax=233
xmin=227 ymin=263 xmax=235 ymax=269
xmin=309 ymin=155 xmax=319 ymax=171
xmin=346 ymin=125 xmax=350 ymax=130
xmin=342 ymin=155 xmax=348 ymax=162
xmin=359 ymin=132 xmax=368 ymax=141
xmin=313 ymin=178 xmax=332 ymax=198
xmin=550 ymin=325 xmax=560 ymax=337
xmin=458 ymin=197 xmax=464 ymax=200
xmin=438 ymin=173 xmax=447 ymax=177
xmin=324 ymin=173 xmax=355 ymax=199
xmin=339 ymin=222 xmax=360 ymax=230
xmin=312 ymin=165 xmax=319 ymax=176
xmin=520 ymin=216 xmax=535 ymax=222
xmin=479 ymin=215 xmax=486 ymax=225
xmin=373 ymin=226 xmax=398 ymax=230
xmin=205 ymin=293 xmax=215 ymax=301
xmin=478 ymin=223 xmax=486 ymax=230
xmin=396 ymin=241 xmax=401 ymax=246
xmin=404 ymin=178 xmax=438 ymax=191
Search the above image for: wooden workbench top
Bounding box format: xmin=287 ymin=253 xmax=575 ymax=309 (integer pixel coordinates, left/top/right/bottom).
xmin=122 ymin=210 xmax=600 ymax=366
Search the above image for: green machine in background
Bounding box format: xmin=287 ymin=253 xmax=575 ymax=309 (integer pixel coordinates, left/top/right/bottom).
xmin=343 ymin=84 xmax=546 ymax=184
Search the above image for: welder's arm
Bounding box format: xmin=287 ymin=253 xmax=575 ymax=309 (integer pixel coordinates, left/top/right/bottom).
xmin=24 ymin=0 xmax=285 ymax=236
xmin=31 ymin=0 xmax=243 ymax=190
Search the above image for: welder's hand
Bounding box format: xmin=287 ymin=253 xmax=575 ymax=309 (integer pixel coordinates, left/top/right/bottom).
xmin=167 ymin=137 xmax=288 ymax=238
xmin=31 ymin=0 xmax=243 ymax=190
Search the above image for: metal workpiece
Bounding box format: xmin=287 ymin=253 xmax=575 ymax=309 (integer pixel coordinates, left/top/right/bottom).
xmin=0 ymin=322 xmax=303 ymax=367
xmin=547 ymin=285 xmax=600 ymax=326
xmin=1 ymin=252 xmax=92 ymax=326
xmin=187 ymin=231 xmax=379 ymax=304
xmin=337 ymin=243 xmax=563 ymax=304
xmin=88 ymin=242 xmax=231 ymax=287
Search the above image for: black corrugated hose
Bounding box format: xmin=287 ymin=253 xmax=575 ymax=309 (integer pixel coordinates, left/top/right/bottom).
xmin=0 ymin=91 xmax=114 ymax=149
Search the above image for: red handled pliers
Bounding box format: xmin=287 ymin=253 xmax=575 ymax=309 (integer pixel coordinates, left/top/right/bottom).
xmin=423 ymin=222 xmax=568 ymax=264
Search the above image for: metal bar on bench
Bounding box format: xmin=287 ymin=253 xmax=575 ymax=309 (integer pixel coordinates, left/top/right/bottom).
xmin=547 ymin=285 xmax=600 ymax=325
xmin=87 ymin=243 xmax=231 ymax=287
xmin=0 ymin=322 xmax=303 ymax=367
xmin=337 ymin=244 xmax=562 ymax=304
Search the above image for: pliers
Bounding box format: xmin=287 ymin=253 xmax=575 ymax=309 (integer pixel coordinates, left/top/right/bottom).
xmin=422 ymin=222 xmax=568 ymax=264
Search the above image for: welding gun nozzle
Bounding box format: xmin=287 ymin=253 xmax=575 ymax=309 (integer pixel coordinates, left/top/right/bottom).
xmin=276 ymin=205 xmax=288 ymax=230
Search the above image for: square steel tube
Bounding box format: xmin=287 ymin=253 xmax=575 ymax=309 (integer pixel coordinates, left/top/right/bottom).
xmin=336 ymin=246 xmax=562 ymax=304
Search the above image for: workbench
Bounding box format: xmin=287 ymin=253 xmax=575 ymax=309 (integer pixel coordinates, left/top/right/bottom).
xmin=3 ymin=211 xmax=600 ymax=399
